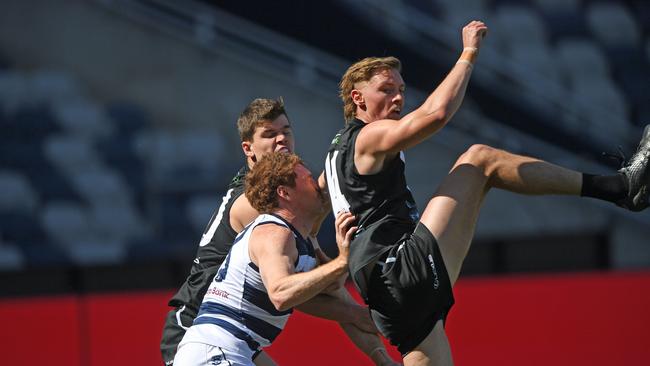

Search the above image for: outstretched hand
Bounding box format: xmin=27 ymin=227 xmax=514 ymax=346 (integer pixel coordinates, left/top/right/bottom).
xmin=335 ymin=211 xmax=357 ymax=260
xmin=462 ymin=20 xmax=488 ymax=50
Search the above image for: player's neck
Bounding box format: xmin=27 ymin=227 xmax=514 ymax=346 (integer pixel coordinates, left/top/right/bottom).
xmin=272 ymin=208 xmax=314 ymax=238
xmin=246 ymin=157 xmax=255 ymax=169
xmin=355 ymin=113 xmax=372 ymax=124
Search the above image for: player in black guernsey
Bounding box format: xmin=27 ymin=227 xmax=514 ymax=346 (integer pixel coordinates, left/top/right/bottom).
xmin=325 ymin=21 xmax=650 ymax=365
xmin=161 ymin=98 xmax=397 ymax=366
xmin=160 ymin=167 xmax=248 ymax=365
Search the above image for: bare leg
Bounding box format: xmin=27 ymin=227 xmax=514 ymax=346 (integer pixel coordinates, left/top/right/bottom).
xmin=403 ymin=319 xmax=453 ymax=366
xmin=421 ymin=144 xmax=582 ymax=285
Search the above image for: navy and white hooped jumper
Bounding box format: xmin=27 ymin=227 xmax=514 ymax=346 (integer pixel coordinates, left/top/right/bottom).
xmin=178 ymin=213 xmax=317 ymax=358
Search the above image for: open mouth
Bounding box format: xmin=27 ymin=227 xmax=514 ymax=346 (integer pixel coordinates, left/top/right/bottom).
xmin=276 ymin=146 xmax=290 ymax=153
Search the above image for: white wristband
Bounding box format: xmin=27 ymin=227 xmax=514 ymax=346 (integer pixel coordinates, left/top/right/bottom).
xmin=456 ymin=59 xmax=473 ymax=68
xmin=463 ymin=47 xmax=478 ymax=52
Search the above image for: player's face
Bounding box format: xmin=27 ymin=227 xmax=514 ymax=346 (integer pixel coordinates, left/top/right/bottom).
xmin=292 ymin=164 xmax=326 ymax=214
xmin=246 ymin=114 xmax=295 ymax=163
xmin=357 ymin=68 xmax=405 ymax=121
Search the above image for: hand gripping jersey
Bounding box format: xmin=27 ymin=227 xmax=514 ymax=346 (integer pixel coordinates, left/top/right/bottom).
xmin=324 ymin=118 xmax=420 ymax=298
xmin=167 ymin=166 xmax=248 ymax=313
xmin=190 ymin=213 xmax=317 ymax=350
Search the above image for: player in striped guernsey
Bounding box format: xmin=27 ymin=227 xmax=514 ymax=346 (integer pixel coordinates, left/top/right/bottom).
xmin=161 ymin=99 xmax=396 ymax=366
xmin=173 ymin=152 xmax=360 ymax=366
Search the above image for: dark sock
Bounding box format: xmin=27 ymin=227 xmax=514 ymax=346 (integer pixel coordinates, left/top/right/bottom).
xmin=581 ymin=173 xmax=628 ymax=203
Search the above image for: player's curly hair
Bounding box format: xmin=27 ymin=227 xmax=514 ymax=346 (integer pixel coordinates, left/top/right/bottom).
xmin=339 ymin=56 xmax=402 ymax=123
xmin=237 ymin=98 xmax=288 ymax=142
xmin=245 ymin=152 xmax=303 ymax=213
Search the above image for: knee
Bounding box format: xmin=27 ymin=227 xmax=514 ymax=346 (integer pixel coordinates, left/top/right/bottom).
xmin=457 ymin=144 xmax=499 ymax=175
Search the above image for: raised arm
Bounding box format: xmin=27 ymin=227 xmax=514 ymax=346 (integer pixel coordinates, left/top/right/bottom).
xmin=358 ymin=21 xmax=488 ymax=159
xmin=250 ymin=213 xmax=356 ymax=311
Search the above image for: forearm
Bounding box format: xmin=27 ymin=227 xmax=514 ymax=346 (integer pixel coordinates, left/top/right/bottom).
xmin=339 ymin=323 xmax=397 ymax=366
xmin=336 ymin=287 xmax=397 ymax=366
xmin=299 ymin=288 xmax=396 ymax=366
xmin=268 ymin=257 xmax=348 ymax=311
xmin=430 ymin=53 xmax=473 ymax=114
xmin=414 ymin=49 xmax=476 ymax=130
xmin=296 ymin=291 xmax=360 ymax=323
xmin=383 ymin=49 xmax=476 ymax=153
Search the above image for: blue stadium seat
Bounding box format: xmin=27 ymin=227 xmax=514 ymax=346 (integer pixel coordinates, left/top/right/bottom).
xmin=438 ymin=0 xmax=489 ymax=26
xmin=105 ymin=101 xmax=151 ymax=136
xmin=0 ymin=141 xmax=80 ymax=202
xmin=5 ymin=103 xmax=61 ymax=141
xmin=0 ymin=211 xmax=68 ymax=269
xmin=95 ymin=134 xmax=147 ymax=202
xmin=492 ymin=4 xmax=549 ymax=51
xmin=185 ymin=194 xmax=218 ymax=234
xmin=90 ymin=199 xmax=151 ymax=244
xmin=126 ymin=237 xmax=194 ymax=263
xmin=0 ymin=170 xmax=39 ymax=213
xmin=29 ymin=70 xmax=81 ymax=105
xmin=532 ymin=0 xmax=588 ymax=40
xmin=43 ymin=134 xmax=102 ymax=175
xmin=555 ymin=38 xmax=611 ymax=86
xmin=20 ymin=241 xmax=71 ymax=268
xmin=52 ymin=98 xmax=114 ymax=139
xmin=586 ymin=2 xmax=641 ymax=48
xmin=156 ymin=194 xmax=197 ymax=245
xmin=0 ymin=243 xmax=25 ymax=271
xmin=29 ymin=163 xmax=81 ymax=203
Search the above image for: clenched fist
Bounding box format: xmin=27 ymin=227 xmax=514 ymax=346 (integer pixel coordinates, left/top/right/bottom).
xmin=462 ymin=20 xmax=488 ymax=50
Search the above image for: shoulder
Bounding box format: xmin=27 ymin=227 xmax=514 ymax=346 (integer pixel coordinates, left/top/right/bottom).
xmin=357 ymin=119 xmax=398 ymax=138
xmin=357 ymin=119 xmax=398 ymax=148
xmin=231 ymin=194 xmax=256 ymax=215
xmin=354 ymin=119 xmax=401 ymax=173
xmin=230 ymin=194 xmax=259 ymax=232
xmin=249 ymin=221 xmax=297 ymax=255
xmin=252 ymin=220 xmax=292 ymax=237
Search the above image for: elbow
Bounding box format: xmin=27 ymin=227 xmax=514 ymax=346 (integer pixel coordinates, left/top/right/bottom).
xmin=323 ymin=281 xmax=342 ymax=294
xmin=269 ymin=292 xmax=292 ymax=312
xmin=429 ymin=107 xmax=450 ymax=124
xmin=274 ymin=301 xmax=292 ymax=312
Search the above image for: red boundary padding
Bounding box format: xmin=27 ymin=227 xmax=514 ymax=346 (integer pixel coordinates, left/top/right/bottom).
xmin=3 ymin=271 xmax=650 ymax=366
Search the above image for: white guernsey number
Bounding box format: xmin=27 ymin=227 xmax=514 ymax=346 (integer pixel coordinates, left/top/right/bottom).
xmin=325 ymin=151 xmax=351 ymax=215
xmin=199 ymin=188 xmax=234 ymax=247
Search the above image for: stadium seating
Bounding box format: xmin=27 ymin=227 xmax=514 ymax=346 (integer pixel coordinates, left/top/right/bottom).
xmin=1 ymin=0 xmax=649 ymax=271
xmin=186 ymin=194 xmax=218 ymax=234
xmin=0 ymin=64 xmax=229 ymax=269
xmin=586 ymin=2 xmax=641 ymax=48
xmin=0 ymin=170 xmax=39 ymax=213
xmin=555 ymin=38 xmax=610 ymax=86
xmin=0 ymin=242 xmax=24 ymax=270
